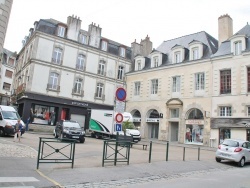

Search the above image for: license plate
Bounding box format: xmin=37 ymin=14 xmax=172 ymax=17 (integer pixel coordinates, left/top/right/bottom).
xmin=221 ymin=153 xmax=230 ymax=157
xmin=72 ymin=136 xmax=79 ymax=138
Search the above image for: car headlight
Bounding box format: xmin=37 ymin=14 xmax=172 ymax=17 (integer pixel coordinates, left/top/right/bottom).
xmin=63 ymin=129 xmax=70 ymax=134
xmin=81 ymin=131 xmax=85 ymax=135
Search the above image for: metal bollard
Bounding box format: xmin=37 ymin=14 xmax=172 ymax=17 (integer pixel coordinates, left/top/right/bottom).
xmin=198 ymin=147 xmax=200 ymax=161
xmin=166 ymin=141 xmax=169 ymax=161
xmin=102 ymin=141 xmax=106 ymax=167
xmin=183 ymin=147 xmax=185 ymax=161
xmin=149 ymin=141 xmax=152 ymax=163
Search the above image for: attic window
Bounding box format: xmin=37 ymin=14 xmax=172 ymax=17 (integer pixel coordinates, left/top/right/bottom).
xmin=101 ymin=41 xmax=107 ymax=51
xmin=174 ymin=52 xmax=181 ymax=63
xmin=57 ymin=26 xmax=65 ymax=37
xmin=153 ymin=57 xmax=159 ymax=67
xmin=234 ymin=41 xmax=242 ymax=55
xmin=192 ymin=47 xmax=199 ymax=60
xmin=137 ymin=60 xmax=141 ymax=70
xmin=120 ymin=47 xmax=125 ymax=57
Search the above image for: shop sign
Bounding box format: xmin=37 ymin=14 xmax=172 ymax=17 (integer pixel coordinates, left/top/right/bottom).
xmin=133 ymin=118 xmax=141 ymax=122
xmin=185 ymin=119 xmax=204 ymax=125
xmin=72 ymin=101 xmax=88 ymax=107
xmin=146 ymin=118 xmax=159 ymax=122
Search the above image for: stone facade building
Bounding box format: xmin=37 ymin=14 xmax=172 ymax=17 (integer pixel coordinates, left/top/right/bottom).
xmin=126 ymin=15 xmax=250 ymax=147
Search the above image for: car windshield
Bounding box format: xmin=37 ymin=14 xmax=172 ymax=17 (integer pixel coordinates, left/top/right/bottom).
xmin=1 ymin=111 xmax=20 ymax=120
xmin=63 ymin=122 xmax=81 ymax=129
xmin=222 ymin=140 xmax=239 ymax=147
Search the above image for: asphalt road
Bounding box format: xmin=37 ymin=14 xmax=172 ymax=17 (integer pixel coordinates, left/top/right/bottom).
xmin=0 ymin=132 xmax=248 ymax=188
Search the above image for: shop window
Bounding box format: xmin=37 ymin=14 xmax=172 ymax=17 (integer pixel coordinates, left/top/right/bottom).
xmin=219 ymin=128 xmax=231 ymax=144
xmin=185 ymin=125 xmax=204 ymax=144
xmin=32 ymin=105 xmax=56 ymax=125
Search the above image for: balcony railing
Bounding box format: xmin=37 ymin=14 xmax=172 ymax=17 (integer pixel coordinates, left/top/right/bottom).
xmin=97 ymin=69 xmax=106 ymax=76
xmin=51 ymin=58 xmax=62 ymax=65
xmin=72 ymin=89 xmax=84 ymax=97
xmin=75 ymin=64 xmax=85 ymax=71
xmin=47 ymin=84 xmax=60 ymax=92
xmin=95 ymin=93 xmax=105 ymax=100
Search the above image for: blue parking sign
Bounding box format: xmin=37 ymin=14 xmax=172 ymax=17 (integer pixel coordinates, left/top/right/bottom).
xmin=116 ymin=123 xmax=122 ymax=131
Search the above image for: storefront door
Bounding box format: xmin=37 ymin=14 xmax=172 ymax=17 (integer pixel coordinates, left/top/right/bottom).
xmin=170 ymin=122 xmax=178 ymax=142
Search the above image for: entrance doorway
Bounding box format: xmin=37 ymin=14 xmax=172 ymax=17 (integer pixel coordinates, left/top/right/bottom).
xmin=148 ymin=124 xmax=159 ymax=139
xmin=170 ymin=122 xmax=178 ymax=141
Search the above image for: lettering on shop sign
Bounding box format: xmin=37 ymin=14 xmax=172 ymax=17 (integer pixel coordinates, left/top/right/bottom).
xmin=185 ymin=119 xmax=204 ymax=125
xmin=133 ymin=118 xmax=141 ymax=122
xmin=72 ymin=101 xmax=88 ymax=107
xmin=146 ymin=118 xmax=159 ymax=122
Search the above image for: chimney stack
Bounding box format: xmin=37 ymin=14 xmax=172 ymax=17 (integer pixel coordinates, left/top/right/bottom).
xmin=218 ymin=14 xmax=233 ymax=46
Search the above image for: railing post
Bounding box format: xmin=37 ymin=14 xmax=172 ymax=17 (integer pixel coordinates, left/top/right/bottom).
xmin=114 ymin=140 xmax=118 ymax=166
xmin=198 ymin=147 xmax=200 ymax=161
xmin=102 ymin=141 xmax=106 ymax=167
xmin=36 ymin=137 xmax=41 ymax=169
xmin=183 ymin=147 xmax=185 ymax=161
xmin=72 ymin=141 xmax=76 ymax=168
xmin=166 ymin=141 xmax=169 ymax=161
xmin=149 ymin=141 xmax=152 ymax=163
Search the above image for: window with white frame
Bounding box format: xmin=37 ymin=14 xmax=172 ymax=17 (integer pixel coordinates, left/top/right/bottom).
xmin=195 ymin=73 xmax=205 ymax=90
xmin=192 ymin=47 xmax=199 ymax=60
xmin=172 ymin=76 xmax=180 ymax=92
xmin=153 ymin=56 xmax=159 ymax=67
xmin=174 ymin=52 xmax=181 ymax=63
xmin=52 ymin=47 xmax=63 ymax=64
xmin=137 ymin=60 xmax=141 ymax=70
xmin=220 ymin=106 xmax=232 ymax=117
xmin=151 ymin=79 xmax=158 ymax=94
xmin=101 ymin=41 xmax=107 ymax=51
xmin=98 ymin=60 xmax=105 ymax=75
xmin=73 ymin=78 xmax=83 ymax=94
xmin=48 ymin=72 xmax=59 ymax=90
xmin=76 ymin=54 xmax=85 ymax=70
xmin=3 ymin=82 xmax=10 ymax=91
xmin=57 ymin=26 xmax=65 ymax=37
xmin=80 ymin=34 xmax=87 ymax=44
xmin=170 ymin=108 xmax=179 ymax=118
xmin=117 ymin=66 xmax=124 ymax=80
xmin=96 ymin=83 xmax=104 ymax=98
xmin=234 ymin=41 xmax=242 ymax=55
xmin=134 ymin=82 xmax=140 ymax=96
xmin=120 ymin=47 xmax=125 ymax=57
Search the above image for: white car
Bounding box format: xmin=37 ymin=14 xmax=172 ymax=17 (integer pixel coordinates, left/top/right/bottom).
xmin=215 ymin=139 xmax=250 ymax=167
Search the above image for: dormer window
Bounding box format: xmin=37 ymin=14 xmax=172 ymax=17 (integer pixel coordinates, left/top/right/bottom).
xmin=153 ymin=57 xmax=159 ymax=67
xmin=138 ymin=61 xmax=141 ymax=70
xmin=230 ymin=35 xmax=246 ymax=56
xmin=234 ymin=41 xmax=242 ymax=55
xmin=174 ymin=52 xmax=181 ymax=63
xmin=80 ymin=34 xmax=87 ymax=44
xmin=120 ymin=47 xmax=125 ymax=57
xmin=101 ymin=41 xmax=107 ymax=51
xmin=192 ymin=47 xmax=199 ymax=60
xmin=57 ymin=26 xmax=65 ymax=37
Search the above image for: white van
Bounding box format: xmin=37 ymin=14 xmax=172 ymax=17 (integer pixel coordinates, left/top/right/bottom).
xmin=0 ymin=105 xmax=25 ymax=136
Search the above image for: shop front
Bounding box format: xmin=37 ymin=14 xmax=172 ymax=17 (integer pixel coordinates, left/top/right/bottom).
xmin=211 ymin=118 xmax=250 ymax=146
xmin=16 ymin=92 xmax=113 ymax=130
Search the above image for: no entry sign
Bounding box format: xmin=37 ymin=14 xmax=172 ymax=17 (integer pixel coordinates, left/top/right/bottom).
xmin=115 ymin=113 xmax=123 ymax=123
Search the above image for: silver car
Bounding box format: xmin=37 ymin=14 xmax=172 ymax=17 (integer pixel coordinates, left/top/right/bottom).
xmin=215 ymin=139 xmax=250 ymax=167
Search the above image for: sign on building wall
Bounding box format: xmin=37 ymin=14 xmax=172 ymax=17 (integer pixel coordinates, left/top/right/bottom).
xmin=185 ymin=119 xmax=204 ymax=125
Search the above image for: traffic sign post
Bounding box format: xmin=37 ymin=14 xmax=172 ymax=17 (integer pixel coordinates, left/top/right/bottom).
xmin=115 ymin=123 xmax=122 ymax=131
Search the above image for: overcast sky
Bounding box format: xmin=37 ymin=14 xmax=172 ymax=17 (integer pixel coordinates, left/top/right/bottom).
xmin=4 ymin=0 xmax=250 ymax=53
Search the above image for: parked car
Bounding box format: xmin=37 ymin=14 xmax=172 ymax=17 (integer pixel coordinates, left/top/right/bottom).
xmin=215 ymin=139 xmax=250 ymax=167
xmin=54 ymin=120 xmax=85 ymax=143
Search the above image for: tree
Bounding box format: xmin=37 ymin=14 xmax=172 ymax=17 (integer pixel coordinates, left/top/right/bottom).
xmin=122 ymin=120 xmax=135 ymax=135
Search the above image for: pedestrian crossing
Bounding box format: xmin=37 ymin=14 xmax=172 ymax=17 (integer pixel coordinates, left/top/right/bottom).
xmin=0 ymin=177 xmax=39 ymax=183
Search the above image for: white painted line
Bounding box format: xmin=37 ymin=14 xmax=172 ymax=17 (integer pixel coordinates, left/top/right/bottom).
xmin=0 ymin=177 xmax=39 ymax=182
xmin=1 ymin=187 xmax=35 ymax=188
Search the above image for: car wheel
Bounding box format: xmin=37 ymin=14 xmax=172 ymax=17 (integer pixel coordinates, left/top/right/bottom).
xmin=79 ymin=137 xmax=85 ymax=143
xmin=238 ymin=157 xmax=245 ymax=167
xmin=215 ymin=157 xmax=221 ymax=162
xmin=0 ymin=128 xmax=5 ymax=137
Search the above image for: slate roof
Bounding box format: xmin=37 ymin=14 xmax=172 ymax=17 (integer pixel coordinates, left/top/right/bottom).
xmin=212 ymin=24 xmax=250 ymax=58
xmin=156 ymin=31 xmax=218 ymax=64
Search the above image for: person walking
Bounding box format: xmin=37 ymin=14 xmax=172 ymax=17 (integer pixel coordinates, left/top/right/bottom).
xmin=14 ymin=119 xmax=23 ymax=142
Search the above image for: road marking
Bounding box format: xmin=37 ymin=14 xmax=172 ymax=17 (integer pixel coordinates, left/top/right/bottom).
xmin=36 ymin=169 xmax=62 ymax=187
xmin=0 ymin=177 xmax=39 ymax=182
xmin=1 ymin=187 xmax=35 ymax=188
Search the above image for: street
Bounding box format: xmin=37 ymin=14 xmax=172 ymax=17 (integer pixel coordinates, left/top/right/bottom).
xmin=0 ymin=132 xmax=249 ymax=188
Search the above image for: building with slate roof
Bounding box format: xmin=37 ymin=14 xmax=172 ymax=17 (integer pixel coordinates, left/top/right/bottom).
xmin=11 ymin=15 xmax=150 ymax=129
xmin=126 ymin=14 xmax=250 ymax=147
